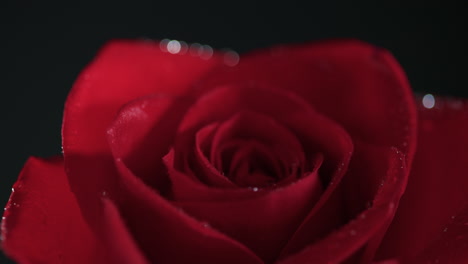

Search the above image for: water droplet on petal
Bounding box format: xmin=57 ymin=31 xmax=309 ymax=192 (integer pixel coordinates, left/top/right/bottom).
xmin=202 ymin=222 xmax=210 ymax=228
xmin=189 ymin=43 xmax=202 ymax=56
xmin=159 ymin=38 xmax=170 ymax=52
xmin=443 ymin=227 xmax=448 ymax=232
xmin=200 ymin=45 xmax=213 ymax=60
xmin=223 ymin=50 xmax=240 ymax=66
xmin=448 ymin=100 xmax=463 ymax=110
xmin=422 ymin=94 xmax=435 ymax=109
xmin=101 ymin=191 xmax=108 ymax=197
xmin=350 ymin=229 xmax=357 ymax=236
xmin=178 ymin=41 xmax=188 ymax=54
xmin=252 ymin=187 xmax=259 ymax=192
xmin=167 ymin=40 xmax=182 ymax=54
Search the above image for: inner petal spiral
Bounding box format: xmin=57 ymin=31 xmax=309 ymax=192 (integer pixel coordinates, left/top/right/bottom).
xmin=195 ymin=111 xmax=308 ymax=188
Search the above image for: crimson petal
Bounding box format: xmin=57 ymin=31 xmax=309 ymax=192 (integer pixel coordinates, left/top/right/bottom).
xmin=113 ymin=159 xmax=264 ymax=264
xmin=278 ymin=147 xmax=407 ymax=263
xmin=199 ymin=40 xmax=417 ymax=164
xmin=377 ymin=97 xmax=468 ymax=262
xmin=100 ymin=198 xmax=149 ymax=264
xmin=1 ymin=157 xmax=106 ymax=264
xmin=62 ymin=40 xmax=223 ymax=228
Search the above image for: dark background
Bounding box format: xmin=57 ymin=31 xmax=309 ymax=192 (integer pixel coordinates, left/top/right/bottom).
xmin=0 ymin=1 xmax=466 ymax=263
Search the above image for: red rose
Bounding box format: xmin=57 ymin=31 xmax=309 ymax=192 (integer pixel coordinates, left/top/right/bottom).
xmin=2 ymin=39 xmax=467 ymax=264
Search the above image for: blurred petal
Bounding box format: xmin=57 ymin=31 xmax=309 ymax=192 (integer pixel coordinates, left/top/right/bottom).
xmin=1 ymin=157 xmax=105 ymax=264
xmin=377 ymin=97 xmax=468 ymax=262
xmin=62 ymin=40 xmax=223 ymax=228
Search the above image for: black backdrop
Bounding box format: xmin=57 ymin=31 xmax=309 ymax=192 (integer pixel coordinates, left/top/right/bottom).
xmin=0 ymin=1 xmax=466 ymax=263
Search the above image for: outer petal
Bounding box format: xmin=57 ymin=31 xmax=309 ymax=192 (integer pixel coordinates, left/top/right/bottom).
xmin=100 ymin=198 xmax=149 ymax=264
xmin=174 ymin=169 xmax=323 ymax=263
xmin=62 ymin=40 xmax=223 ymax=229
xmin=113 ymin=159 xmax=264 ymax=264
xmin=278 ymin=147 xmax=407 ymax=263
xmin=107 ymin=93 xmax=193 ymax=192
xmin=377 ymin=97 xmax=468 ymax=263
xmin=199 ymin=40 xmax=417 ymax=164
xmin=64 ymin=39 xmax=223 ymax=155
xmin=0 ymin=157 xmax=105 ymax=264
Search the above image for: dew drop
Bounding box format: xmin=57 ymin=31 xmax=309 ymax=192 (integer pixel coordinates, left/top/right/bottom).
xmin=11 ymin=188 xmax=14 ymax=192
xmin=350 ymin=229 xmax=357 ymax=236
xmin=443 ymin=227 xmax=448 ymax=232
xmin=202 ymin=222 xmax=210 ymax=228
xmin=422 ymin=94 xmax=435 ymax=109
xmin=159 ymin=38 xmax=170 ymax=52
xmin=189 ymin=43 xmax=202 ymax=56
xmin=223 ymin=50 xmax=240 ymax=66
xmin=448 ymin=100 xmax=463 ymax=110
xmin=178 ymin=41 xmax=188 ymax=54
xmin=200 ymin=45 xmax=214 ymax=60
xmin=451 ymin=215 xmax=456 ymax=220
xmin=167 ymin=40 xmax=182 ymax=54
xmin=252 ymin=187 xmax=259 ymax=192
xmin=101 ymin=191 xmax=108 ymax=197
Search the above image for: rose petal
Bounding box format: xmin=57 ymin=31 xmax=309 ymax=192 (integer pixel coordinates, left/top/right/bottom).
xmin=65 ymin=39 xmax=222 ymax=155
xmin=193 ymin=123 xmax=239 ymax=188
xmin=62 ymin=40 xmax=223 ymax=227
xmin=107 ymin=93 xmax=193 ymax=193
xmin=209 ymin=111 xmax=306 ymax=184
xmin=164 ymin=149 xmax=271 ymax=201
xmin=100 ymin=198 xmax=149 ymax=264
xmin=113 ymin=159 xmax=264 ymax=264
xmin=278 ymin=147 xmax=407 ymax=263
xmin=173 ymin=168 xmax=322 ymax=263
xmin=410 ymin=203 xmax=468 ymax=264
xmin=377 ymin=97 xmax=468 ymax=262
xmin=1 ymin=157 xmax=106 ymax=264
xmin=199 ymin=40 xmax=417 ymax=164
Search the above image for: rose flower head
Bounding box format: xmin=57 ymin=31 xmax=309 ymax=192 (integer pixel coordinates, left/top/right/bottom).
xmin=2 ymin=39 xmax=468 ymax=264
